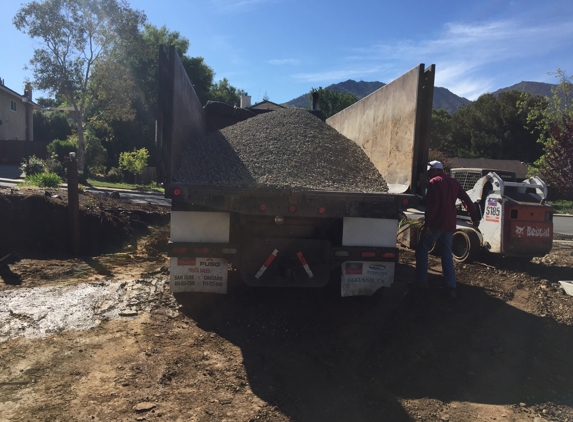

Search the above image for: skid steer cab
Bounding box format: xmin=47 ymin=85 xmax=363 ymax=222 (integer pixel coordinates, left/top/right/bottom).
xmin=450 ymin=168 xmax=554 ymax=263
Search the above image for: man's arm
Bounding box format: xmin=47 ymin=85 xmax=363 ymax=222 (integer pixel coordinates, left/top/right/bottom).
xmin=457 ymin=186 xmax=480 ymax=226
xmin=424 ymin=180 xmax=440 ymax=228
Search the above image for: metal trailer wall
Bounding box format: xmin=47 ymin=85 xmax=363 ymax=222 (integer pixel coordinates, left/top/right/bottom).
xmin=157 ymin=45 xmax=208 ymax=185
xmin=326 ymin=64 xmax=435 ymax=196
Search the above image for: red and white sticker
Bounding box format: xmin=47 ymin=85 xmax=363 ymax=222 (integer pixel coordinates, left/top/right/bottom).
xmin=254 ymin=249 xmax=279 ymax=279
xmin=296 ymin=252 xmax=314 ymax=278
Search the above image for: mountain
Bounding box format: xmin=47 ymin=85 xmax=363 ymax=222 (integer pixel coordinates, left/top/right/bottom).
xmin=284 ymin=80 xmax=470 ymax=114
xmin=433 ymin=87 xmax=471 ymax=114
xmin=493 ymin=81 xmax=555 ymax=98
xmin=285 ymin=80 xmax=385 ymax=109
xmin=284 ymin=80 xmax=557 ymax=115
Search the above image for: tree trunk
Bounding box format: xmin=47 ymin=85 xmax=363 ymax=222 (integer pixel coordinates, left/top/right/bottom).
xmin=76 ymin=118 xmax=86 ymax=171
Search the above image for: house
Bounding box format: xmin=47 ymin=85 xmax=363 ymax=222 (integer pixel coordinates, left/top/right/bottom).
xmin=449 ymin=158 xmax=529 ymax=179
xmin=247 ymin=99 xmax=284 ymax=112
xmin=0 ymin=78 xmax=41 ymax=141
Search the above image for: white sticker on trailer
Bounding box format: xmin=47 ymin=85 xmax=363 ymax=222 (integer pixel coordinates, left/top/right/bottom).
xmin=340 ymin=261 xmax=395 ymax=297
xmin=170 ymin=257 xmax=228 ymax=294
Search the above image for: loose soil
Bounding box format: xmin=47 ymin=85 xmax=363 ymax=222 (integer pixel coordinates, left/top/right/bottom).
xmin=1 ymin=188 xmax=573 ymax=422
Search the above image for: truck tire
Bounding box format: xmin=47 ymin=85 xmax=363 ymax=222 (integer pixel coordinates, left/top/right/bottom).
xmin=452 ymin=229 xmax=480 ymax=263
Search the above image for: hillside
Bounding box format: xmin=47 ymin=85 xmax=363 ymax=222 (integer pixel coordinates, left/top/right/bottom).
xmin=285 ymin=80 xmax=470 ymax=114
xmin=285 ymin=80 xmax=556 ymax=114
xmin=493 ymin=81 xmax=555 ymax=98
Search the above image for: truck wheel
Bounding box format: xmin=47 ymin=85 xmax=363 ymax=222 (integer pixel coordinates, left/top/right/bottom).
xmin=452 ymin=229 xmax=480 ymax=263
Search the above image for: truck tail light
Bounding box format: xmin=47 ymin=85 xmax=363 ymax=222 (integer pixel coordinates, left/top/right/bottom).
xmin=334 ymin=250 xmax=350 ymax=257
xmin=361 ymin=252 xmax=376 ymax=258
xmin=222 ymin=248 xmax=237 ymax=254
xmin=381 ymin=252 xmax=396 ymax=259
xmin=172 ymin=246 xmax=188 ymax=254
xmin=402 ymin=198 xmax=409 ymax=206
xmin=318 ymin=207 xmax=326 ymax=214
xmin=173 ymin=188 xmax=181 ymax=196
xmin=194 ymin=247 xmax=209 ymax=254
xmin=259 ymin=204 xmax=266 ymax=211
xmin=289 ymin=205 xmax=297 ymax=213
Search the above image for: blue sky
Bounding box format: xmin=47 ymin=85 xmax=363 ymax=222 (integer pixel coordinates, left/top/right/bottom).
xmin=2 ymin=0 xmax=573 ymax=105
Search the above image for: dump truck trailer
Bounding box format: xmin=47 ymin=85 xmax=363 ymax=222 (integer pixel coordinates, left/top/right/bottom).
xmin=158 ymin=45 xmax=435 ymax=298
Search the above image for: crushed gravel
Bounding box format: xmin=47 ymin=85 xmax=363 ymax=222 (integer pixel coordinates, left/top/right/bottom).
xmin=176 ymin=108 xmax=389 ymax=192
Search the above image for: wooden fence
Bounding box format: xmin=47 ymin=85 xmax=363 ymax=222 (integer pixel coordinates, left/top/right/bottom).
xmin=0 ymin=141 xmax=48 ymax=165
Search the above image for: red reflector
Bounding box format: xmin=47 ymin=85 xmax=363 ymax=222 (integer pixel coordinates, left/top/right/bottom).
xmin=259 ymin=204 xmax=266 ymax=211
xmin=402 ymin=198 xmax=409 ymax=206
xmin=289 ymin=205 xmax=297 ymax=212
xmin=361 ymin=251 xmax=376 ymax=258
xmin=194 ymin=248 xmax=209 ymax=254
xmin=318 ymin=206 xmax=326 ymax=214
xmin=172 ymin=247 xmax=187 ymax=254
xmin=381 ymin=252 xmax=396 ymax=259
xmin=173 ymin=188 xmax=181 ymax=196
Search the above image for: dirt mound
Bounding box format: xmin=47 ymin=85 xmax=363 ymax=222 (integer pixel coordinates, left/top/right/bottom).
xmin=0 ymin=188 xmax=169 ymax=257
xmin=177 ymin=108 xmax=389 ymax=192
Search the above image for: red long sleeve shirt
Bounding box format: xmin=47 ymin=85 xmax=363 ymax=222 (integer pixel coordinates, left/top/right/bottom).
xmin=425 ymin=173 xmax=478 ymax=232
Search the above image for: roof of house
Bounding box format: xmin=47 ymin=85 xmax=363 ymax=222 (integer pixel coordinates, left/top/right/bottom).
xmin=449 ymin=158 xmax=529 ymax=179
xmin=248 ymin=100 xmax=284 ymax=111
xmin=0 ymin=81 xmax=41 ymax=109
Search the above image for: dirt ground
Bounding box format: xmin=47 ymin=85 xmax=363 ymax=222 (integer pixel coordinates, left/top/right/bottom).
xmin=1 ymin=189 xmax=573 ymax=422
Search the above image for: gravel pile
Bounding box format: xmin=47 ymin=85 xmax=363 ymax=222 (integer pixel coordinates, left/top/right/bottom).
xmin=176 ymin=108 xmax=388 ymax=192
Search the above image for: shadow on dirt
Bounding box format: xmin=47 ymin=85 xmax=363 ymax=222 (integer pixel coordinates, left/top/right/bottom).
xmin=0 ymin=264 xmax=22 ymax=285
xmin=180 ymin=260 xmax=573 ymax=421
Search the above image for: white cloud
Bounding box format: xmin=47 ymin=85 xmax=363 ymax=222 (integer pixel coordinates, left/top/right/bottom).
xmin=268 ymin=58 xmax=301 ymax=66
xmin=344 ymin=18 xmax=573 ymax=100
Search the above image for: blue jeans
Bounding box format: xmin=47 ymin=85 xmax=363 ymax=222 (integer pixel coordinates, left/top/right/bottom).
xmin=415 ymin=228 xmax=456 ymax=289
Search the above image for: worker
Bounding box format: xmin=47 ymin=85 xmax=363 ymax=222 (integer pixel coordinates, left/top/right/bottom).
xmin=415 ymin=160 xmax=480 ymax=298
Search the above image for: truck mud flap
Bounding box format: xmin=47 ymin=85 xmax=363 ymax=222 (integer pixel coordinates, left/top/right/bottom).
xmin=241 ymin=239 xmax=331 ymax=287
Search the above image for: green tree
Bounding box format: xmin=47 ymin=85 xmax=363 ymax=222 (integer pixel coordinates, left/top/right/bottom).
xmin=33 ymin=110 xmax=72 ymax=143
xmin=526 ymin=69 xmax=573 ymax=198
xmin=429 ymin=109 xmax=453 ymax=152
xmin=13 ymin=0 xmax=146 ymax=169
xmin=308 ymin=87 xmax=357 ymax=118
xmin=209 ymin=78 xmax=245 ymax=105
xmin=119 ymin=147 xmax=149 ymax=176
xmin=449 ymin=91 xmax=544 ymax=162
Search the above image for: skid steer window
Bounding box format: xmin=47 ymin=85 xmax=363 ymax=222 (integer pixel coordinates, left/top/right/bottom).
xmin=510 ymin=209 xmax=518 ymax=219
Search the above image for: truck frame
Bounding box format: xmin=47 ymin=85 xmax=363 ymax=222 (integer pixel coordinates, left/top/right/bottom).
xmin=158 ymin=45 xmax=435 ymax=298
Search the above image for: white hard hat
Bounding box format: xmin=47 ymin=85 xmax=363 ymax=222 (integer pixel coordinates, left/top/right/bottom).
xmin=427 ymin=160 xmax=443 ymax=170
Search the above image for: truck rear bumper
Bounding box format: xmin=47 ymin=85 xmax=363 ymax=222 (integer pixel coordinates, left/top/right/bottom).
xmin=168 ymin=239 xmax=398 ymax=288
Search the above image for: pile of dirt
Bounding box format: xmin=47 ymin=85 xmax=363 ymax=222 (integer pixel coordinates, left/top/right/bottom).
xmin=177 ymin=108 xmax=389 ymax=193
xmin=0 ymin=187 xmax=169 ymax=257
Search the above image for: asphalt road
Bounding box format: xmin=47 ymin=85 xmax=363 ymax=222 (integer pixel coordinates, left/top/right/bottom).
xmin=554 ymin=214 xmax=573 ymax=235
xmin=0 ymin=179 xmax=170 ymax=207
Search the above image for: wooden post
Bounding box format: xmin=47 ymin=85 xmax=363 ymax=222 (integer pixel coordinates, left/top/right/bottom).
xmin=67 ymin=153 xmax=80 ymax=255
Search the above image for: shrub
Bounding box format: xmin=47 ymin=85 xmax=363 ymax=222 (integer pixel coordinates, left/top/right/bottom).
xmin=20 ymin=155 xmax=47 ymax=176
xmin=106 ymin=167 xmax=124 ymax=183
xmin=119 ymin=148 xmax=149 ymax=176
xmin=47 ymin=139 xmax=77 ymax=162
xmin=25 ymin=172 xmax=62 ymax=188
xmin=44 ymin=153 xmax=65 ymax=178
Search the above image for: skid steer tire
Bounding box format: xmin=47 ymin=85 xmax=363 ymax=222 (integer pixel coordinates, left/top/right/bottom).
xmin=452 ymin=229 xmax=480 ymax=263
